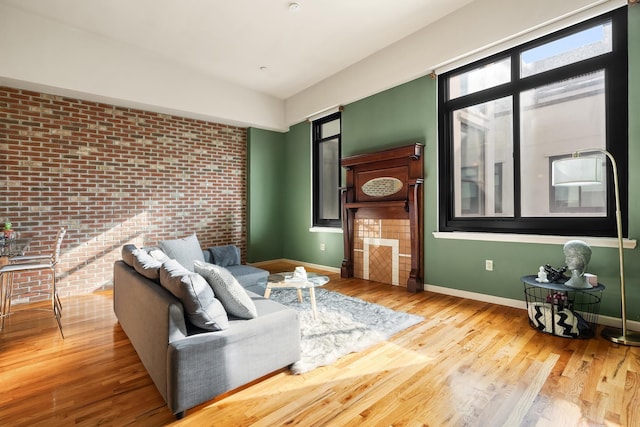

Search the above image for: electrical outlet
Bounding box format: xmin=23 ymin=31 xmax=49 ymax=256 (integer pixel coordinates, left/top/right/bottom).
xmin=320 ymin=243 xmax=325 ymax=251
xmin=485 ymin=260 xmax=494 ymax=271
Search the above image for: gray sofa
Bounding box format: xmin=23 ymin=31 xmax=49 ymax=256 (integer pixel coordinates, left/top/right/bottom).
xmin=113 ymin=241 xmax=300 ymax=418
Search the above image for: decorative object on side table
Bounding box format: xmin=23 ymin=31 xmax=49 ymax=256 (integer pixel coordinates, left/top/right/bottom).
xmin=3 ymin=221 xmax=12 ymax=240
xmin=290 ymin=266 xmax=308 ymax=282
xmin=552 ymin=149 xmax=640 ymax=346
xmin=562 ymin=240 xmax=593 ymax=289
xmin=543 ymin=264 xmax=567 ymax=283
xmin=535 ymin=266 xmax=549 ymax=283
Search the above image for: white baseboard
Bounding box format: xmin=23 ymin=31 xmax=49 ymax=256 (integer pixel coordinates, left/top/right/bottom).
xmin=425 ymin=283 xmax=640 ymax=332
xmin=249 ymin=259 xmax=639 ymax=332
xmin=424 ymin=284 xmax=528 ymax=310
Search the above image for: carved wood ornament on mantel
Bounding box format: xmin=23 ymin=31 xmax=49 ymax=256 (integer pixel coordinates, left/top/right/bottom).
xmin=340 ymin=143 xmax=424 ymax=292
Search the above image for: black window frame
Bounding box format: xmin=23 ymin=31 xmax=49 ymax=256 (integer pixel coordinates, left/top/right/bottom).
xmin=438 ymin=7 xmax=628 ymax=237
xmin=312 ymin=111 xmax=342 ymax=228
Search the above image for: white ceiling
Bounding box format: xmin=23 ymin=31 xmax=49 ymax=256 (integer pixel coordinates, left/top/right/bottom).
xmin=0 ymin=0 xmax=474 ymax=100
xmin=1 ymin=0 xmax=622 ymax=130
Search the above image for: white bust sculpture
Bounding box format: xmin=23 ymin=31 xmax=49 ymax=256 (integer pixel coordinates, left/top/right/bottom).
xmin=563 ymin=240 xmax=593 ymax=289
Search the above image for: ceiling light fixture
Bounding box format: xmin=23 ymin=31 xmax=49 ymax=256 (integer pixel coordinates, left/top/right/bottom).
xmin=288 ymin=2 xmax=301 ymax=12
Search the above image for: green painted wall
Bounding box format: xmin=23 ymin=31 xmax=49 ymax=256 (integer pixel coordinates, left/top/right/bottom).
xmin=247 ymin=6 xmax=640 ymax=320
xmin=246 ymin=127 xmax=285 ymax=262
xmin=342 ymin=78 xmax=432 ymax=156
xmin=281 ymin=121 xmax=344 ymax=267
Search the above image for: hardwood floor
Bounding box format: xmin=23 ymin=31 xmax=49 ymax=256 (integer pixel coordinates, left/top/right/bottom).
xmin=1 ymin=261 xmax=638 ymax=426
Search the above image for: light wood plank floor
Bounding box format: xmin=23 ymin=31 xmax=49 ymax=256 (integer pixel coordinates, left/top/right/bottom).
xmin=1 ymin=261 xmax=638 ymax=426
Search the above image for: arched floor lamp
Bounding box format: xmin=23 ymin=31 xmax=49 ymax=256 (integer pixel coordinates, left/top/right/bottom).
xmin=552 ymin=148 xmax=640 ymax=346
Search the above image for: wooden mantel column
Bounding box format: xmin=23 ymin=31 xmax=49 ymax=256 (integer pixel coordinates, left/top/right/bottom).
xmin=340 ymin=143 xmax=424 ymax=292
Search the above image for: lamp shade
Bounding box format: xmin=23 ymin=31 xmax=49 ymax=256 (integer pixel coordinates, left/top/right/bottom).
xmin=552 ymin=156 xmax=602 ymax=186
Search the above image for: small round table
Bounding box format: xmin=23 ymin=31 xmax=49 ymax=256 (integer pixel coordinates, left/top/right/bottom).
xmin=262 ymin=272 xmax=329 ymax=319
xmin=521 ymin=275 xmax=604 ymax=338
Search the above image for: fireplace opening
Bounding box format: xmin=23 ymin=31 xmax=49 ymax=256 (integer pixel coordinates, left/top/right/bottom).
xmin=354 ymin=218 xmax=410 ymax=286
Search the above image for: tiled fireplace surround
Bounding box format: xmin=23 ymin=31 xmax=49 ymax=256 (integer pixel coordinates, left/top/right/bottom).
xmin=354 ymin=218 xmax=411 ymax=287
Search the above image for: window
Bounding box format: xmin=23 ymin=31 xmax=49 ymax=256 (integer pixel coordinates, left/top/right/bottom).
xmin=312 ymin=112 xmax=342 ymax=228
xmin=438 ymin=8 xmax=627 ymax=237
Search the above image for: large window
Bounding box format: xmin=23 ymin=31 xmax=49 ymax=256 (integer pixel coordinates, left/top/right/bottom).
xmin=312 ymin=112 xmax=342 ymax=228
xmin=438 ymin=8 xmax=627 ymax=237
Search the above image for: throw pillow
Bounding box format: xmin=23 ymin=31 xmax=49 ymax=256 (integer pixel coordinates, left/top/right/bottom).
xmin=148 ymin=249 xmax=170 ymax=263
xmin=194 ymin=260 xmax=258 ymax=319
xmin=121 ymin=244 xmax=137 ymax=267
xmin=132 ymin=248 xmax=163 ymax=281
xmin=158 ymin=234 xmax=205 ymax=272
xmin=159 ymin=259 xmax=229 ymax=331
xmin=527 ymin=302 xmax=589 ymax=338
xmin=208 ymin=245 xmax=241 ymax=267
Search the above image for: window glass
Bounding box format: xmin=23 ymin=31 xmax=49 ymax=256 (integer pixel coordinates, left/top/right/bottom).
xmin=521 ymin=21 xmax=612 ymax=78
xmin=452 ymin=97 xmax=514 ymax=218
xmin=520 ymin=71 xmax=606 ymax=217
xmin=494 ymin=163 xmax=503 ymax=214
xmin=448 ymin=57 xmax=511 ymax=99
xmin=319 ymin=138 xmax=340 ymax=220
xmin=321 ymin=119 xmax=340 ymax=138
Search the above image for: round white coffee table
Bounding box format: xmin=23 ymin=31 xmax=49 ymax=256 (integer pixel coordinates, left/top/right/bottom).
xmin=263 ymin=272 xmax=329 ymax=319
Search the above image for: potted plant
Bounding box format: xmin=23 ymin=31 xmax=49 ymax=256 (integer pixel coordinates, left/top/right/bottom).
xmin=3 ymin=221 xmax=12 ymax=240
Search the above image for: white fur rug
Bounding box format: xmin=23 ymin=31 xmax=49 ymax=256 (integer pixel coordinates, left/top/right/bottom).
xmin=268 ymin=288 xmax=424 ymax=374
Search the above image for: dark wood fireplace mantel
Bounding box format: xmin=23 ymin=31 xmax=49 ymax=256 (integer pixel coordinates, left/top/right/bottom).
xmin=340 ymin=143 xmax=424 ymax=292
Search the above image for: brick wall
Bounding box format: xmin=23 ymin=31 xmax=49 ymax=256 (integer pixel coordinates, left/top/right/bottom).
xmin=0 ymin=86 xmax=247 ymax=303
